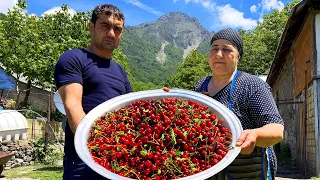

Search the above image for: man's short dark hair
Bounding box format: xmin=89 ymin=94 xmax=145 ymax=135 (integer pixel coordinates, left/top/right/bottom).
xmin=91 ymin=4 xmax=125 ymax=25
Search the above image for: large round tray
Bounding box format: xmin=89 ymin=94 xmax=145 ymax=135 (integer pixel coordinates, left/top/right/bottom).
xmin=75 ymin=89 xmax=243 ymax=180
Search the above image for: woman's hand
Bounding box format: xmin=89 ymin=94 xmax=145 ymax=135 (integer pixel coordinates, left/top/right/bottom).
xmin=236 ymin=124 xmax=284 ymax=155
xmin=236 ymin=130 xmax=258 ymax=155
xmin=162 ymin=87 xmax=170 ymax=92
xmin=201 ymin=92 xmax=209 ymax=96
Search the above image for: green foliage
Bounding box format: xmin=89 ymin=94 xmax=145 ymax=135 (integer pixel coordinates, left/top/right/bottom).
xmin=165 ymin=50 xmax=210 ymax=90
xmin=0 ymin=1 xmax=89 ymax=90
xmin=196 ymin=36 xmax=211 ymax=55
xmin=131 ymin=81 xmax=159 ymax=91
xmin=33 ymin=138 xmax=63 ymax=165
xmin=238 ymin=0 xmax=300 ymax=75
xmin=121 ymin=27 xmax=184 ymax=86
xmin=0 ymin=0 xmax=302 ymax=93
xmin=0 ymin=13 xmax=5 ymax=20
xmin=0 ymin=1 xmax=136 ymax=92
xmin=120 ymin=12 xmax=210 ymax=86
xmin=195 ymin=1 xmax=300 ymax=75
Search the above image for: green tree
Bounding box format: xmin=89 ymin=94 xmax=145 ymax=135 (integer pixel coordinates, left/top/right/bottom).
xmin=0 ymin=13 xmax=5 ymax=20
xmin=238 ymin=0 xmax=300 ymax=75
xmin=0 ymin=0 xmax=135 ymax=106
xmin=165 ymin=50 xmax=210 ymax=90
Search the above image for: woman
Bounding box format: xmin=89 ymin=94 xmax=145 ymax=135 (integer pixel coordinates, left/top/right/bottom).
xmin=193 ymin=28 xmax=284 ymax=180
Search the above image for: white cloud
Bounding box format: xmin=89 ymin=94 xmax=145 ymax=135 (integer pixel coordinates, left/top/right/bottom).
xmin=184 ymin=0 xmax=214 ymax=11
xmin=0 ymin=0 xmax=18 ymax=14
xmin=262 ymin=0 xmax=284 ymax=11
xmin=217 ymin=4 xmax=257 ymax=30
xmin=180 ymin=0 xmax=258 ymax=30
xmin=250 ymin=5 xmax=257 ymax=13
xmin=126 ymin=0 xmax=163 ymax=16
xmin=41 ymin=6 xmax=76 ymax=16
xmin=173 ymin=0 xmax=179 ymax=3
xmin=259 ymin=17 xmax=264 ymax=23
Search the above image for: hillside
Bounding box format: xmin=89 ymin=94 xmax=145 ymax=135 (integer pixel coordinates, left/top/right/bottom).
xmin=120 ymin=12 xmax=213 ymax=85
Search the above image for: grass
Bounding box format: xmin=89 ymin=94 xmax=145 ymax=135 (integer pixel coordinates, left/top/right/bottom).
xmin=1 ymin=164 xmax=62 ymax=180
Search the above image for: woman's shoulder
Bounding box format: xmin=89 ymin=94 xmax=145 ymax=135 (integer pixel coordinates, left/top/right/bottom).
xmin=238 ymin=71 xmax=271 ymax=92
xmin=193 ymin=76 xmax=212 ymax=92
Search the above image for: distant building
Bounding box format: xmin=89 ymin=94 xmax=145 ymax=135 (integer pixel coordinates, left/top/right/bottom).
xmin=0 ymin=66 xmax=51 ymax=112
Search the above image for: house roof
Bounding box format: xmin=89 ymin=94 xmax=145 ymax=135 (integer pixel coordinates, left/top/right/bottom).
xmin=267 ymin=0 xmax=320 ymax=87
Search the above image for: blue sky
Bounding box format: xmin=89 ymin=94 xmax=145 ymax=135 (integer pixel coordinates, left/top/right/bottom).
xmin=1 ymin=0 xmax=292 ymax=31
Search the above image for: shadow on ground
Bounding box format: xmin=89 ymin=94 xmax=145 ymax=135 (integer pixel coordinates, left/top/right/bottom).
xmin=276 ymin=161 xmax=310 ymax=180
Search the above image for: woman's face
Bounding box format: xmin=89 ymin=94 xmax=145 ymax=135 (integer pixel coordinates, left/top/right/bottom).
xmin=208 ymin=39 xmax=240 ymax=76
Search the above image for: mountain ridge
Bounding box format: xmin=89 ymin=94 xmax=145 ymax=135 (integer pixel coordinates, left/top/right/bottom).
xmin=120 ymin=11 xmax=214 ymax=85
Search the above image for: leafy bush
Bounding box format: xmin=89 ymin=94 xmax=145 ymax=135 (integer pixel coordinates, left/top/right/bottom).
xmin=33 ymin=138 xmax=63 ymax=165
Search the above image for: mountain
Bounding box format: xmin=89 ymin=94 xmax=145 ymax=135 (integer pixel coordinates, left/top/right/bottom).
xmin=196 ymin=31 xmax=215 ymax=55
xmin=120 ymin=12 xmax=213 ymax=85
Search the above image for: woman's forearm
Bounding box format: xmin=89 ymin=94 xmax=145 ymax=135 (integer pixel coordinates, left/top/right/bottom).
xmin=253 ymin=123 xmax=284 ymax=148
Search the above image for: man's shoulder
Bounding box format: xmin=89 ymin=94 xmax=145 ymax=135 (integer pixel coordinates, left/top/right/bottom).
xmin=60 ymin=48 xmax=86 ymax=58
xmin=58 ymin=48 xmax=88 ymax=64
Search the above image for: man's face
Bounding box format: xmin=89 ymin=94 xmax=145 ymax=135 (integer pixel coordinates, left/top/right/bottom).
xmin=89 ymin=14 xmax=124 ymax=51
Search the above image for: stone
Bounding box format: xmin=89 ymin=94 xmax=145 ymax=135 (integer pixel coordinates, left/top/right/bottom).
xmin=26 ymin=149 xmax=33 ymax=155
xmin=15 ymin=158 xmax=24 ymax=164
xmin=23 ymin=156 xmax=32 ymax=162
xmin=9 ymin=146 xmax=17 ymax=151
xmin=1 ymin=146 xmax=9 ymax=152
xmin=29 ymin=161 xmax=34 ymax=165
xmin=11 ymin=163 xmax=21 ymax=168
xmin=17 ymin=140 xmax=29 ymax=146
xmin=22 ymin=162 xmax=29 ymax=166
xmin=1 ymin=140 xmax=10 ymax=145
xmin=4 ymin=167 xmax=11 ymax=170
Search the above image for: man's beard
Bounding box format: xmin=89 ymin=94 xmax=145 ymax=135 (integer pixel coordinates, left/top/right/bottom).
xmin=101 ymin=43 xmax=116 ymax=50
xmin=94 ymin=36 xmax=117 ymax=50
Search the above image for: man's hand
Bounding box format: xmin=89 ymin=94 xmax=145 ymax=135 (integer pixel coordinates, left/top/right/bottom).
xmin=236 ymin=130 xmax=258 ymax=155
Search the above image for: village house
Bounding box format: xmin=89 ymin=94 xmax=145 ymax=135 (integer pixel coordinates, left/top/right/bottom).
xmin=267 ymin=0 xmax=320 ymax=177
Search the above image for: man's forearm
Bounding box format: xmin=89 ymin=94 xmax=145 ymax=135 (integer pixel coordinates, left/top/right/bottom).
xmin=253 ymin=123 xmax=284 ymax=148
xmin=65 ymin=104 xmax=86 ymax=133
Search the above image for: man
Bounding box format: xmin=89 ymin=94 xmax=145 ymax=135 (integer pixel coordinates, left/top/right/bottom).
xmin=54 ymin=4 xmax=132 ymax=179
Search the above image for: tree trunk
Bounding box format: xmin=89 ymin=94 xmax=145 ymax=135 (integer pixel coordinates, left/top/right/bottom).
xmin=14 ymin=80 xmax=20 ymax=110
xmin=21 ymin=80 xmax=32 ymax=107
xmin=44 ymin=88 xmax=53 ymax=153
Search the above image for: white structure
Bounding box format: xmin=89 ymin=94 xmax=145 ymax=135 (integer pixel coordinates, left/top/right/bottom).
xmin=0 ymin=110 xmax=28 ymax=141
xmin=258 ymin=75 xmax=267 ymax=82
